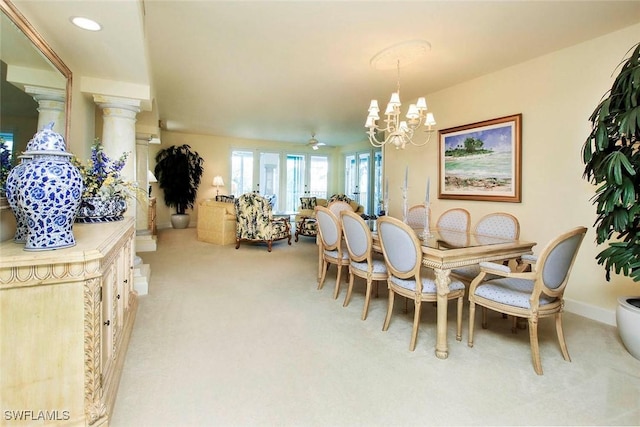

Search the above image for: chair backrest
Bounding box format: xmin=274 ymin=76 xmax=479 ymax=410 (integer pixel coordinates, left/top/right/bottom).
xmin=315 ymin=206 xmax=342 ymax=250
xmin=328 ymin=200 xmax=352 ymax=218
xmin=436 ymin=208 xmax=470 ymax=232
xmin=377 ymin=216 xmax=422 ymax=280
xmin=235 ymin=193 xmax=273 ymax=238
xmin=474 ymin=212 xmax=520 ymax=239
xmin=535 ymin=226 xmax=587 ymax=297
xmin=341 ymin=210 xmax=372 ymax=263
xmin=407 ymin=204 xmax=429 ymax=229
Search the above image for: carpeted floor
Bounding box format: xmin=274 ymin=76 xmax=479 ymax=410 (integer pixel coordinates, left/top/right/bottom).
xmin=111 ymin=228 xmax=640 ymax=426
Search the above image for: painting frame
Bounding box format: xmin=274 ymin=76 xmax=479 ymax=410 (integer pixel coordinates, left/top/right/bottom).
xmin=438 ymin=114 xmax=522 ymax=203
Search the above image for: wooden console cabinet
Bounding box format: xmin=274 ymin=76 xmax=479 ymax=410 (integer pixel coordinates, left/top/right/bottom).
xmin=0 ymin=217 xmax=137 ymax=426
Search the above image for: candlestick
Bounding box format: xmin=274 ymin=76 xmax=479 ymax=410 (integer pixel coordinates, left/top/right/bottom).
xmin=402 ymin=186 xmax=408 ymax=223
xmin=426 ymin=177 xmax=430 ymax=204
xmin=404 ymin=166 xmax=408 ymax=190
xmin=385 ymin=177 xmax=389 ymax=199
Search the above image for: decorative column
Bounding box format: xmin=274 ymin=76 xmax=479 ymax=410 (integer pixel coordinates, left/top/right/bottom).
xmin=135 ymin=137 xmax=150 ymax=231
xmin=93 ymin=95 xmax=141 ymax=223
xmin=25 ymin=86 xmax=66 ymax=136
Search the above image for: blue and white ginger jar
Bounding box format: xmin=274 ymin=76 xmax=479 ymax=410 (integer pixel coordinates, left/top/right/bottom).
xmin=17 ymin=122 xmax=84 ymax=251
xmin=5 ymin=155 xmax=33 ymax=243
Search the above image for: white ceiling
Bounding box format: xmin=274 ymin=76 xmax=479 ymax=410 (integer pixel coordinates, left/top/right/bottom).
xmin=12 ymin=0 xmax=640 ymax=147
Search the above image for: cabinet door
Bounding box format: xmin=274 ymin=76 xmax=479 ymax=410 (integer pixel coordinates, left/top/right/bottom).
xmin=101 ymin=261 xmax=118 ymax=380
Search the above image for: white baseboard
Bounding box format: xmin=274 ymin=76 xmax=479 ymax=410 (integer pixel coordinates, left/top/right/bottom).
xmin=564 ymin=297 xmax=616 ymax=326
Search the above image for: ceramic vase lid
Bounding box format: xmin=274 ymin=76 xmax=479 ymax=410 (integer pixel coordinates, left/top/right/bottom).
xmin=24 ymin=121 xmax=73 ymax=157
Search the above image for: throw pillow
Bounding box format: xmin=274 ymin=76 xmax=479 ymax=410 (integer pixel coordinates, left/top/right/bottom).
xmin=216 ymin=195 xmax=235 ymax=203
xmin=329 ymin=194 xmax=351 ymax=204
xmin=300 ymin=197 xmax=317 ymax=210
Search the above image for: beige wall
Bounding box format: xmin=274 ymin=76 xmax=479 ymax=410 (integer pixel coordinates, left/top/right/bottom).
xmin=384 ymin=24 xmax=640 ymax=323
xmin=148 ymin=132 xmax=368 ymax=230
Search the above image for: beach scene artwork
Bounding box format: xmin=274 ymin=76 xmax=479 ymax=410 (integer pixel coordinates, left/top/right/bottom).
xmin=440 ymin=118 xmax=518 ymax=200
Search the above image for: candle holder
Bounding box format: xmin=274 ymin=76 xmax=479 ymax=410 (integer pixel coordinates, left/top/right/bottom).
xmin=420 ymin=201 xmax=432 ymax=240
xmin=401 ymin=186 xmax=408 ymax=223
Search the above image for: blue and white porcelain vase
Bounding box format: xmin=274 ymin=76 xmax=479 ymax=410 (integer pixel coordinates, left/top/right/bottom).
xmin=17 ymin=122 xmax=84 ymax=251
xmin=76 ymin=196 xmax=127 ymax=223
xmin=5 ymin=155 xmax=33 ymax=243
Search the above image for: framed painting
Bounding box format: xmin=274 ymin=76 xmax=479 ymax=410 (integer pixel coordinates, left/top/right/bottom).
xmin=438 ymin=114 xmax=522 ymax=202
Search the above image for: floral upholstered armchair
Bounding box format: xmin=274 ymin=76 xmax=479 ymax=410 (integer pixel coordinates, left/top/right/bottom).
xmin=234 ymin=193 xmax=291 ymax=252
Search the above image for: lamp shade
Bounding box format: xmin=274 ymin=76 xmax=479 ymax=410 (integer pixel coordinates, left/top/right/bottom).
xmin=147 ymin=170 xmax=158 ymax=183
xmin=212 ymin=176 xmax=224 ymax=187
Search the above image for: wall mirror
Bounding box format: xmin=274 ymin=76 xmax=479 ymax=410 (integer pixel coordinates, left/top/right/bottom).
xmin=0 ymin=0 xmax=71 ymax=157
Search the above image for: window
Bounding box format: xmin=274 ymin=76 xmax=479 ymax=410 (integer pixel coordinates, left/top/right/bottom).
xmin=344 ymin=149 xmax=382 ymax=215
xmin=232 ymin=150 xmax=328 ymax=212
xmin=0 ymin=132 xmax=14 ymax=155
xmin=231 ymin=150 xmax=253 ymax=195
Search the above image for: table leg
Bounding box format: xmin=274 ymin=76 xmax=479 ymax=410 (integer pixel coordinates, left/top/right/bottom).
xmin=433 ymin=268 xmax=452 ymax=359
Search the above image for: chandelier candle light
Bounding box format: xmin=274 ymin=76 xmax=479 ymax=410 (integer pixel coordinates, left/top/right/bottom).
xmin=366 ymin=40 xmax=436 ymax=149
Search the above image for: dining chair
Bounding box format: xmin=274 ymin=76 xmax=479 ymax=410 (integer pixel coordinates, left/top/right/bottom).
xmin=406 ymin=204 xmax=429 ymax=229
xmin=340 ymin=210 xmax=387 ymax=320
xmin=377 ymin=215 xmax=466 ymax=351
xmin=467 ymin=226 xmax=587 ymax=375
xmin=315 ymin=206 xmax=350 ymax=299
xmin=451 ymin=212 xmax=521 ymax=282
xmin=436 ymin=208 xmax=471 ymax=232
xmin=328 ymin=200 xmax=353 ymax=218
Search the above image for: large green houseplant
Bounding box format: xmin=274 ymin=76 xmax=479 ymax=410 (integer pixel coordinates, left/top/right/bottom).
xmin=582 ymin=42 xmax=640 ymax=359
xmin=154 ymin=144 xmax=204 ymax=229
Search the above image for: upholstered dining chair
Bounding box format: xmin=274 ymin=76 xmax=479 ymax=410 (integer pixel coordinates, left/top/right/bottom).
xmin=451 ymin=212 xmax=521 ymax=282
xmin=467 ymin=226 xmax=587 ymax=375
xmin=315 ymin=206 xmax=350 ymax=299
xmin=436 ymin=208 xmax=471 ymax=232
xmin=234 ymin=193 xmax=291 ymax=252
xmin=328 ymin=200 xmax=353 ymax=218
xmin=377 ymin=216 xmax=466 ymax=351
xmin=340 ymin=210 xmax=387 ymax=320
xmin=406 ymin=204 xmax=429 ymax=229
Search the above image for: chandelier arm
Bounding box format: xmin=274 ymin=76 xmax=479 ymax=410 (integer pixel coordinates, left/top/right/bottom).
xmin=408 ymin=130 xmax=436 ymax=147
xmin=367 ymin=129 xmax=387 ymax=147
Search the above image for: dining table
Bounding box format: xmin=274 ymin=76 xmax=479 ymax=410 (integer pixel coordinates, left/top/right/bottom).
xmin=368 ymin=223 xmax=537 ymax=359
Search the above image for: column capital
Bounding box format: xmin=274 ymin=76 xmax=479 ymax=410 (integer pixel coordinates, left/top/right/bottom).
xmin=93 ymin=95 xmax=142 ymax=113
xmin=24 ymin=85 xmax=66 ymax=102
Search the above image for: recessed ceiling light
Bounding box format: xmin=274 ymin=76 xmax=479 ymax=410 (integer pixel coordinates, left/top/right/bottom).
xmin=70 ymin=16 xmax=102 ymax=31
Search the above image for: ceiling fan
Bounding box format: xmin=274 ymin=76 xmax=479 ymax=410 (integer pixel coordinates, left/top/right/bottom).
xmin=307 ymin=133 xmax=326 ymax=150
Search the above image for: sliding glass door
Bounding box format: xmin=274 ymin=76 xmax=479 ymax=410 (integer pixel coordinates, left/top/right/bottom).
xmin=344 ymin=149 xmax=382 ymax=216
xmin=232 ymin=150 xmax=328 ymax=212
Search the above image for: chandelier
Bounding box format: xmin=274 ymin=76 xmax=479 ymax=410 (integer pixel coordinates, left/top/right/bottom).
xmin=365 ymin=41 xmax=436 ymax=149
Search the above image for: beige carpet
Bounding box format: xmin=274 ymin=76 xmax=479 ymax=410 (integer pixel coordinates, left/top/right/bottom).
xmin=112 ymin=228 xmax=640 ymax=426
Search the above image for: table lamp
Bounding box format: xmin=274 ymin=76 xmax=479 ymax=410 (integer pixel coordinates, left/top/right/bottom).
xmin=147 ymin=170 xmax=158 ymax=196
xmin=213 ymin=175 xmax=224 ymax=196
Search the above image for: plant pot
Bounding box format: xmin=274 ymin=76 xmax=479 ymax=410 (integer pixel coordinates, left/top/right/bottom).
xmin=171 ymin=213 xmax=190 ymax=229
xmin=616 ymin=296 xmax=640 ymax=360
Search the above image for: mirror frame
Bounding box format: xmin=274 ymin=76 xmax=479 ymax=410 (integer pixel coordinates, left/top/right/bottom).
xmin=0 ymin=0 xmax=72 ymax=139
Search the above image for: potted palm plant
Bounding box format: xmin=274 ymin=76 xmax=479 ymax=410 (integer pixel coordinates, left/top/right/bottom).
xmin=154 ymin=144 xmax=204 ymax=229
xmin=582 ymin=42 xmax=640 ymax=359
